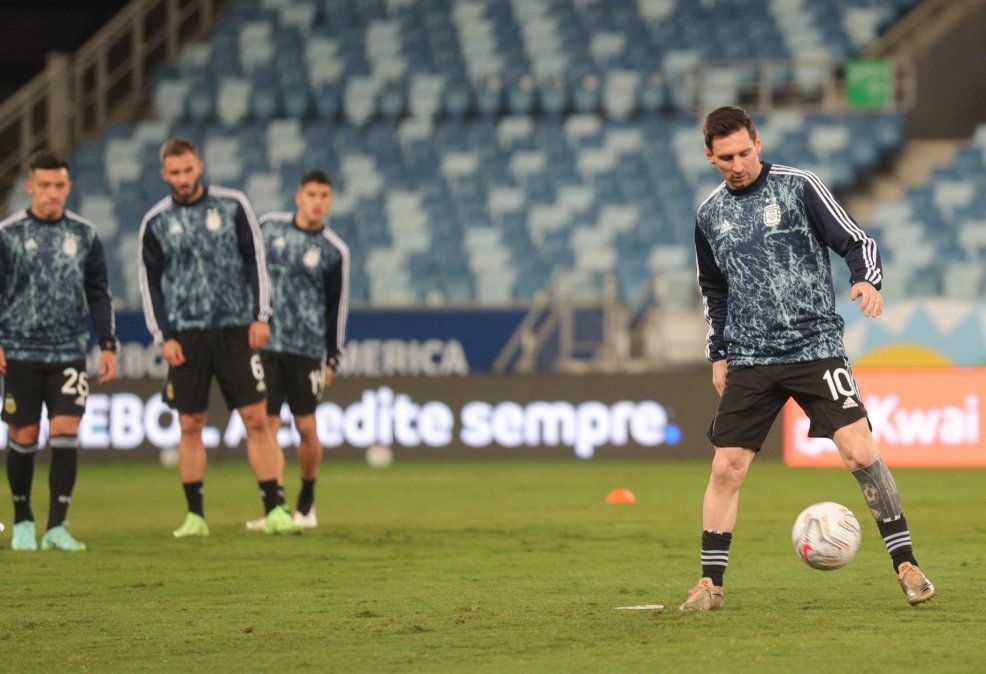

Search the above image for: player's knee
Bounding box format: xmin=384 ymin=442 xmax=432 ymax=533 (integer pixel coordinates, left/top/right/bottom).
xmin=179 ymin=413 xmax=207 ymax=434
xmin=294 ymin=415 xmax=316 ymax=437
xmin=710 ymin=452 xmax=748 ymax=489
xmin=834 ymin=421 xmax=879 ymax=470
xmin=48 ymin=416 xmax=80 ymax=437
xmin=9 ymin=425 xmax=41 ymax=446
xmin=239 ymin=408 xmax=269 ymax=434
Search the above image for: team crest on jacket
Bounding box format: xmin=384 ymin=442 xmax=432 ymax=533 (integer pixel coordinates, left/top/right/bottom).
xmin=24 ymin=238 xmax=38 ymax=252
xmin=763 ymin=202 xmax=781 ymax=227
xmin=303 ymin=248 xmax=321 ymax=268
xmin=62 ymin=235 xmax=78 ymax=257
xmin=272 ymin=236 xmax=286 ymax=251
xmin=206 ymin=208 xmax=222 ymax=232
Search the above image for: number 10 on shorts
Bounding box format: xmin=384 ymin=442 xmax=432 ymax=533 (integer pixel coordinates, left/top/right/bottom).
xmin=822 ymin=367 xmax=858 ymax=401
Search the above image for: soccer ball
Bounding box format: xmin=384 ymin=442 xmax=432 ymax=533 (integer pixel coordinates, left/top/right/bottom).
xmin=791 ymin=502 xmax=861 ymax=570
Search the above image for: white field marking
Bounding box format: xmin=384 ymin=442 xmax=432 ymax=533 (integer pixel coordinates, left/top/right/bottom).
xmin=614 ymin=604 xmax=665 ymax=611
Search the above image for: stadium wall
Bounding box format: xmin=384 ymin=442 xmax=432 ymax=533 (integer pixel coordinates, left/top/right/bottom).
xmin=0 ymin=372 xmax=784 ymax=464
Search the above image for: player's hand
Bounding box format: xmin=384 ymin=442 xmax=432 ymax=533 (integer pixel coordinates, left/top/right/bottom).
xmin=712 ymin=359 xmax=727 ymax=397
xmin=248 ymin=321 xmax=270 ymax=350
xmin=323 ymin=366 xmax=335 ymax=391
xmin=161 ymin=339 xmax=186 ymax=367
xmin=0 ymin=345 xmax=6 ymax=375
xmin=98 ymin=350 xmax=117 ymax=384
xmin=850 ymin=281 xmax=883 ymax=318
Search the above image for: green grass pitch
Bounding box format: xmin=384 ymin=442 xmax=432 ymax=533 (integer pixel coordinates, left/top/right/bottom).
xmin=1 ymin=460 xmax=982 ymax=672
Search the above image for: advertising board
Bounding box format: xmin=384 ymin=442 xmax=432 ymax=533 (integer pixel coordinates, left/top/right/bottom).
xmin=784 ymin=368 xmax=985 ymax=468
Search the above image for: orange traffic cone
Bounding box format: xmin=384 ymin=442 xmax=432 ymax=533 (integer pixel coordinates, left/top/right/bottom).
xmin=606 ymin=488 xmax=637 ymax=504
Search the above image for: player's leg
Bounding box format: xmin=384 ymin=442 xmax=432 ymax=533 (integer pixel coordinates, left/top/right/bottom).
xmin=166 ymin=332 xmax=212 ymax=537
xmin=790 ymin=358 xmax=934 ymax=605
xmin=832 ymin=418 xmax=934 ymax=604
xmin=681 ymin=364 xmax=784 ymax=611
xmin=37 ymin=360 xmax=90 ymax=550
xmin=217 ymin=326 xmax=299 ymax=534
xmin=40 ymin=415 xmax=86 ymax=551
xmin=238 ymin=400 xmax=298 ymax=534
xmin=284 ymin=356 xmax=325 ymax=526
xmin=245 ymin=353 xmax=288 ymax=531
xmin=3 ymin=360 xmax=45 ymax=550
xmin=6 ymin=424 xmax=41 ymax=551
xmin=292 ymin=413 xmax=321 ymax=527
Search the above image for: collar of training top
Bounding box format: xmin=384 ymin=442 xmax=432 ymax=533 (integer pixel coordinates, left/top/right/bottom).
xmin=27 ymin=208 xmax=66 ymax=224
xmin=725 ymin=161 xmax=771 ymax=197
xmin=171 ymin=184 xmax=209 ymax=207
xmin=292 ymin=212 xmax=325 ymax=234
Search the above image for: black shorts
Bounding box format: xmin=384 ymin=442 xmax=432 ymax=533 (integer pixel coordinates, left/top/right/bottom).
xmin=708 ymin=357 xmax=869 ymax=451
xmin=1 ymin=359 xmax=89 ymax=427
xmin=163 ymin=326 xmax=266 ymax=414
xmin=262 ymin=351 xmax=325 ymax=417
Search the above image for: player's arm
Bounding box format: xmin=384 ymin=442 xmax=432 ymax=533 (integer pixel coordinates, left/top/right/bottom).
xmin=695 ymin=224 xmax=728 ymax=361
xmin=234 ymin=199 xmax=273 ymax=349
xmin=83 ymin=235 xmax=119 ymax=383
xmin=0 ymin=241 xmax=8 ymax=374
xmin=234 ymin=198 xmax=272 ymax=324
xmin=323 ymin=240 xmax=350 ymax=382
xmin=138 ymin=220 xmax=178 ymax=357
xmin=696 ymin=224 xmax=729 ymax=395
xmin=803 ymin=174 xmax=884 ymax=317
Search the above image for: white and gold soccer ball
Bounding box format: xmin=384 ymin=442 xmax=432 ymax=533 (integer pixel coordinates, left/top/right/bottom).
xmin=792 ymin=502 xmax=862 ymax=570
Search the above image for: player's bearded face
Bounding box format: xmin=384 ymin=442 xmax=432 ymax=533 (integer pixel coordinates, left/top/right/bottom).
xmin=295 ymin=183 xmax=333 ymax=227
xmin=161 ymin=152 xmax=204 ymax=202
xmin=707 ymin=129 xmax=763 ymax=190
xmin=26 ymin=168 xmax=72 ymax=220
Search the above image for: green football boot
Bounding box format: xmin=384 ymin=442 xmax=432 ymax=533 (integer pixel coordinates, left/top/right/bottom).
xmin=40 ymin=524 xmax=87 ymax=551
xmin=263 ymin=506 xmax=301 ymax=535
xmin=11 ymin=520 xmax=38 ymax=551
xmin=172 ymin=513 xmax=209 ymax=538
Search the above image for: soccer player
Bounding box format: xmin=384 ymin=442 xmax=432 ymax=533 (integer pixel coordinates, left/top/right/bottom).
xmin=245 ymin=170 xmax=349 ymax=531
xmin=138 ymin=138 xmax=299 ymax=536
xmin=680 ymin=106 xmax=935 ymax=610
xmin=1 ymin=150 xmax=118 ymax=551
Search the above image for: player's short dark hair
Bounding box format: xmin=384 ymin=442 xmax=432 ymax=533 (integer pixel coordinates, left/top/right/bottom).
xmin=159 ymin=137 xmax=200 ymax=163
xmin=29 ymin=150 xmax=69 ymax=173
xmin=703 ymin=106 xmax=758 ymax=150
xmin=299 ymin=169 xmax=333 ymax=188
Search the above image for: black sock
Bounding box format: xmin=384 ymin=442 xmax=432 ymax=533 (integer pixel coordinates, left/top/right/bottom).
xmin=277 ymin=484 xmax=286 ymax=507
xmin=182 ymin=481 xmax=204 ymax=517
xmin=296 ymin=479 xmax=316 ymax=515
xmin=878 ymin=515 xmax=918 ymax=572
xmin=701 ymin=530 xmax=733 ymax=587
xmin=259 ymin=480 xmax=280 ymax=514
xmin=47 ymin=436 xmax=78 ymax=530
xmin=6 ymin=441 xmax=37 ymax=523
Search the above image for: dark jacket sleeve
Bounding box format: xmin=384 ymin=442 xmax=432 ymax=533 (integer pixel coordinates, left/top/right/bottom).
xmin=84 ymin=235 xmax=117 ymax=350
xmin=138 ymin=222 xmax=172 ymax=344
xmin=695 ymin=223 xmax=729 ymax=362
xmin=323 ymin=246 xmax=349 ymax=369
xmin=0 ymin=239 xmax=8 ymax=297
xmin=803 ymin=174 xmax=883 ymax=289
xmin=234 ymin=199 xmax=272 ymax=323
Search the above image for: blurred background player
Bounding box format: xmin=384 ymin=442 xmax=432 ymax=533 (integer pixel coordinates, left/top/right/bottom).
xmin=681 ymin=106 xmax=935 ymax=611
xmin=246 ymin=169 xmax=349 ymax=531
xmin=137 ymin=138 xmax=299 ymax=537
xmin=0 ymin=150 xmax=118 ymax=552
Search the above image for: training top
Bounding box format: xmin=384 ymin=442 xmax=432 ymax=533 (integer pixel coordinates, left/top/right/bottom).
xmin=258 ymin=212 xmax=349 ymax=366
xmin=138 ymin=185 xmax=271 ymax=343
xmin=695 ymin=162 xmax=882 ymax=366
xmin=0 ymin=208 xmax=116 ymax=362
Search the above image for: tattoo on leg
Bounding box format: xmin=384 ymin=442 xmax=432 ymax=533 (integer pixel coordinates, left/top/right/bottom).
xmin=851 ymin=458 xmax=902 ymax=523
